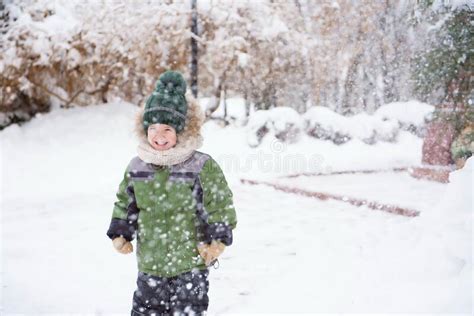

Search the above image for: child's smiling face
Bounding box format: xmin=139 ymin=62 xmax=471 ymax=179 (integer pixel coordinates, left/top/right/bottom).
xmin=147 ymin=123 xmax=177 ymax=151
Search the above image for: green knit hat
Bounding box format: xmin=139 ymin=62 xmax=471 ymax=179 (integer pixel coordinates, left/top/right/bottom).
xmin=143 ymin=70 xmax=188 ymax=135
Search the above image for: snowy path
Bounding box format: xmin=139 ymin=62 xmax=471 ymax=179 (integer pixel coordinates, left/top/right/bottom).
xmin=263 ymin=171 xmax=447 ymax=215
xmin=1 ymin=101 xmax=471 ymax=314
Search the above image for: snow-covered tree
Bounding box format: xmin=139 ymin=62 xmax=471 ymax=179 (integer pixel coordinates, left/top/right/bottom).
xmin=413 ymin=1 xmax=473 ymax=165
xmin=0 ymin=0 xmax=457 ymax=130
xmin=413 ymin=0 xmax=473 ymax=109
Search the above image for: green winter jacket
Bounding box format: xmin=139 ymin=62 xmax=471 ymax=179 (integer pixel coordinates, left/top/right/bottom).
xmin=107 ymin=151 xmax=237 ymax=277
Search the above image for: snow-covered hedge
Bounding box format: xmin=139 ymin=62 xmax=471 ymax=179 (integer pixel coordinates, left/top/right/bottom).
xmin=246 ymin=102 xmax=434 ymax=147
xmin=302 ymin=106 xmax=351 ymax=144
xmin=374 ymin=101 xmax=434 ymax=137
xmin=303 ymin=106 xmax=399 ymax=145
xmin=246 ymin=107 xmax=303 ymax=147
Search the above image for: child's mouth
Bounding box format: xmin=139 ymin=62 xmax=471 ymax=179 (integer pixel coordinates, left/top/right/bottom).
xmin=154 ymin=141 xmax=168 ymax=147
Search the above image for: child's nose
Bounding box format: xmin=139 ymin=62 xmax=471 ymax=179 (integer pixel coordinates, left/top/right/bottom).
xmin=154 ymin=135 xmax=168 ymax=143
xmin=152 ymin=133 xmax=165 ymax=140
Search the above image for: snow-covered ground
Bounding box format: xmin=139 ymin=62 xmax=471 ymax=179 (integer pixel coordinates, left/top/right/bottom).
xmin=1 ymin=100 xmax=472 ymax=314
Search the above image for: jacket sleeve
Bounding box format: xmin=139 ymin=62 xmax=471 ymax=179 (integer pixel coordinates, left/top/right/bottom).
xmin=199 ymin=157 xmax=237 ymax=246
xmin=106 ymin=165 xmax=139 ymax=242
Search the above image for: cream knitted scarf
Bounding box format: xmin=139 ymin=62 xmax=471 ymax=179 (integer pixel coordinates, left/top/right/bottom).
xmin=136 ymin=134 xmax=203 ymax=166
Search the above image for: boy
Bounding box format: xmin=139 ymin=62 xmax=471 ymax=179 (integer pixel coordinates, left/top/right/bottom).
xmin=106 ymin=70 xmax=237 ymax=316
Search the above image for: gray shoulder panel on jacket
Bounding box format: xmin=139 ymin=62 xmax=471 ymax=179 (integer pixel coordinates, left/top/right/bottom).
xmin=170 ymin=150 xmax=211 ymax=174
xmin=127 ymin=156 xmax=155 ymax=173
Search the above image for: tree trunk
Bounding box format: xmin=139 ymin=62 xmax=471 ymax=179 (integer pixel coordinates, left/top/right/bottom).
xmin=190 ymin=0 xmax=198 ymax=98
xmin=223 ymin=86 xmax=228 ymax=126
xmin=205 ymin=72 xmax=225 ymax=119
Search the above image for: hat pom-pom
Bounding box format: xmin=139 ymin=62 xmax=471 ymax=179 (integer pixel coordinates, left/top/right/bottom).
xmin=155 ymin=70 xmax=187 ymax=95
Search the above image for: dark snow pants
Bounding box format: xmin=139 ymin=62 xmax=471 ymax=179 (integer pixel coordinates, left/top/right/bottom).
xmin=131 ymin=268 xmax=210 ymax=316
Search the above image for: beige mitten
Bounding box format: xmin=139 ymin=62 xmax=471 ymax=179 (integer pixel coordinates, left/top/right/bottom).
xmin=112 ymin=236 xmax=133 ymax=254
xmin=197 ymin=240 xmax=226 ymax=265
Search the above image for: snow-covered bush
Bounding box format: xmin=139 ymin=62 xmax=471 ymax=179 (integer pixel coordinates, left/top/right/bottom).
xmin=246 ymin=106 xmax=303 ymax=147
xmin=247 ymin=105 xmax=400 ymax=147
xmin=349 ymin=113 xmax=399 ymax=144
xmin=303 ymin=106 xmax=352 ymax=144
xmin=374 ymin=101 xmax=434 ymax=137
xmin=303 ymin=106 xmax=399 ymax=145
